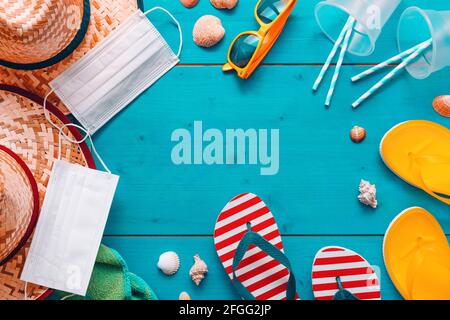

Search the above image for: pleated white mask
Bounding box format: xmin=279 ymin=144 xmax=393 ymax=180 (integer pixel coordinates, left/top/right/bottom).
xmin=50 ymin=7 xmax=182 ymax=134
xmin=21 ymin=100 xmax=119 ymax=297
xmin=21 ymin=158 xmax=119 ymax=296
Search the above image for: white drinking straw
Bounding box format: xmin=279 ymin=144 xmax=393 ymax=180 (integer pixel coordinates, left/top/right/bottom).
xmin=352 ymin=40 xmax=432 ymax=108
xmin=351 ymin=38 xmax=432 ymax=82
xmin=312 ymin=17 xmax=355 ymax=92
xmin=325 ymin=18 xmax=355 ymax=107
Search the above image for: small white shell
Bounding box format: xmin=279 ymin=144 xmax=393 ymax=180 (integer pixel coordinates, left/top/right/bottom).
xmin=358 ymin=179 xmax=377 ymax=209
xmin=189 ymin=254 xmax=208 ymax=286
xmin=157 ymin=251 xmax=180 ymax=276
xmin=179 ymin=291 xmax=191 ymax=300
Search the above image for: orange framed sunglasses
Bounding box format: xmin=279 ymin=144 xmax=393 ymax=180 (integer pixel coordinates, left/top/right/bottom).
xmin=223 ymin=0 xmax=297 ymax=79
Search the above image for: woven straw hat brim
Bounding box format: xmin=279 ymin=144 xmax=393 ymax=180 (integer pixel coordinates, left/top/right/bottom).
xmin=0 ymin=0 xmax=138 ymax=115
xmin=0 ymin=0 xmax=90 ymax=70
xmin=0 ymin=85 xmax=96 ymax=300
xmin=0 ymin=145 xmax=39 ymax=266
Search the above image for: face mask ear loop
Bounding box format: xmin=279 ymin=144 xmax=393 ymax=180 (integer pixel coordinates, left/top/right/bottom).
xmin=43 ymin=90 xmax=89 ymax=145
xmin=23 ymin=282 xmax=29 ymax=300
xmin=43 ymin=91 xmax=111 ymax=173
xmin=144 ymin=6 xmax=183 ymax=57
xmin=57 ymin=123 xmax=112 ymax=174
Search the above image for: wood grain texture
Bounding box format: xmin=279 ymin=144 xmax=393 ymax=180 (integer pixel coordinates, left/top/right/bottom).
xmin=143 ymin=0 xmax=450 ymax=64
xmin=87 ymin=0 xmax=449 ymax=301
xmin=95 ymin=65 xmax=450 ymax=236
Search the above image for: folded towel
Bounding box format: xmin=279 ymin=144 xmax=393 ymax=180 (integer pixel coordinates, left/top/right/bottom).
xmin=57 ymin=244 xmax=157 ymax=300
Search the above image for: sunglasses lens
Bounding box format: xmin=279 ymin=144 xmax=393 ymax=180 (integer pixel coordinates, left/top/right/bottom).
xmin=256 ymin=0 xmax=289 ymax=24
xmin=229 ymin=34 xmax=260 ymax=68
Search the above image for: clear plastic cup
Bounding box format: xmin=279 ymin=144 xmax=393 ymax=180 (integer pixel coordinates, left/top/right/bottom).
xmin=315 ymin=0 xmax=402 ymax=56
xmin=398 ymin=7 xmax=450 ymax=79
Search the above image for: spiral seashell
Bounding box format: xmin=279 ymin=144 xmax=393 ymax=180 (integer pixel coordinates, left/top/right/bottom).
xmin=210 ymin=0 xmax=238 ymax=9
xmin=358 ymin=179 xmax=377 ymax=209
xmin=180 ymin=0 xmax=199 ymax=8
xmin=350 ymin=126 xmax=366 ymax=143
xmin=193 ymin=15 xmax=225 ymax=48
xmin=189 ymin=254 xmax=208 ymax=286
xmin=432 ymin=96 xmax=450 ymax=118
xmin=179 ymin=291 xmax=191 ymax=300
xmin=157 ymin=251 xmax=180 ymax=276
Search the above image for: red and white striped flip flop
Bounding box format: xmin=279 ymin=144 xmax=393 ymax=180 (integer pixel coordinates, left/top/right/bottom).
xmin=312 ymin=246 xmax=381 ymax=300
xmin=214 ymin=193 xmax=299 ymax=300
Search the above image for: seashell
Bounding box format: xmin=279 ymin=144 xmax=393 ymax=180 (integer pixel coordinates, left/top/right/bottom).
xmin=432 ymin=96 xmax=450 ymax=118
xmin=358 ymin=179 xmax=377 ymax=209
xmin=210 ymin=0 xmax=238 ymax=10
xmin=193 ymin=15 xmax=225 ymax=48
xmin=179 ymin=291 xmax=191 ymax=300
xmin=189 ymin=254 xmax=208 ymax=286
xmin=157 ymin=251 xmax=180 ymax=276
xmin=180 ymin=0 xmax=199 ymax=8
xmin=350 ymin=126 xmax=366 ymax=143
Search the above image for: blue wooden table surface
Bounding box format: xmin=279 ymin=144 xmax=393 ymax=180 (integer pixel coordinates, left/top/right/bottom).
xmin=94 ymin=0 xmax=449 ymax=300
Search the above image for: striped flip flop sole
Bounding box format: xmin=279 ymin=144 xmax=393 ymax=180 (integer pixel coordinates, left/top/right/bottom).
xmin=214 ymin=193 xmax=299 ymax=300
xmin=312 ymin=246 xmax=381 ymax=300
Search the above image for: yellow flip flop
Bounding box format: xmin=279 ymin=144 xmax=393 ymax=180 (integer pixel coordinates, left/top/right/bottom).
xmin=383 ymin=207 xmax=450 ymax=300
xmin=380 ymin=120 xmax=450 ymax=205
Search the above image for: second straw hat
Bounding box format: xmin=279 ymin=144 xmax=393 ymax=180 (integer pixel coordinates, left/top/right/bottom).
xmin=0 ymin=145 xmax=39 ymax=266
xmin=0 ymin=0 xmax=138 ymax=114
xmin=0 ymin=85 xmax=96 ymax=300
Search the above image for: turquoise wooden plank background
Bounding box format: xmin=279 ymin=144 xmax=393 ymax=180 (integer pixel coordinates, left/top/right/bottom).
xmin=140 ymin=0 xmax=450 ymax=64
xmin=97 ymin=65 xmax=450 ymax=236
xmin=93 ymin=0 xmax=449 ymax=300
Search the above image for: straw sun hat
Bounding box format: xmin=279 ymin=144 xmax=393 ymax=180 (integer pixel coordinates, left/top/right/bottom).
xmin=0 ymin=0 xmax=138 ymax=114
xmin=0 ymin=84 xmax=96 ymax=300
xmin=0 ymin=145 xmax=39 ymax=267
xmin=0 ymin=0 xmax=136 ymax=299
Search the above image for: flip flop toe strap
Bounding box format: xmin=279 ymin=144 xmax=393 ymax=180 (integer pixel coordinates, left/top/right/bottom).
xmin=231 ymin=224 xmax=297 ymax=300
xmin=411 ymin=154 xmax=450 ymax=205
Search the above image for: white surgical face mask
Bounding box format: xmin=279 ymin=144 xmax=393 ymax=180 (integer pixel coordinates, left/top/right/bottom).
xmin=21 ymin=99 xmax=119 ymax=296
xmin=50 ymin=7 xmax=182 ymax=134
